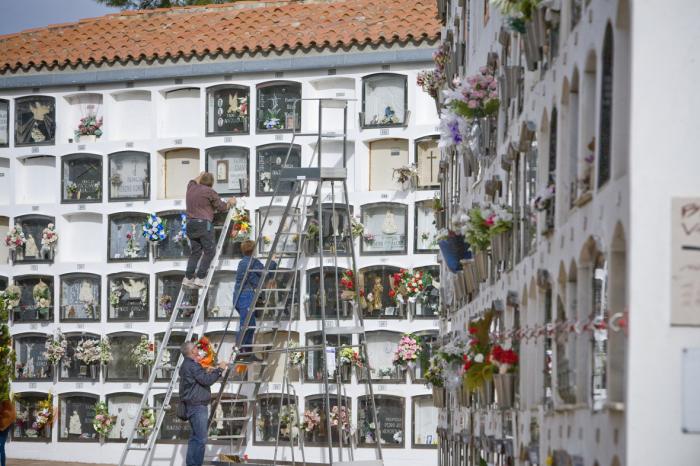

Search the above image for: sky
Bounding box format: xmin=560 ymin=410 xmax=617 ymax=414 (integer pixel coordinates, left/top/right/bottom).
xmin=0 ymin=0 xmax=120 ymax=36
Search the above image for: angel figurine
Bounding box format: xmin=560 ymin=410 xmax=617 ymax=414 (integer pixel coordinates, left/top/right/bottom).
xmin=371 ymin=277 xmax=383 ymax=311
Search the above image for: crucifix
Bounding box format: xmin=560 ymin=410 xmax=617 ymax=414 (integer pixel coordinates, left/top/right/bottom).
xmin=426 ymin=148 xmax=437 ymax=183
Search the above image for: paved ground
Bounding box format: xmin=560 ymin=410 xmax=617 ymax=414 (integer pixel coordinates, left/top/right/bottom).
xmin=9 ymin=461 xmax=116 ymax=466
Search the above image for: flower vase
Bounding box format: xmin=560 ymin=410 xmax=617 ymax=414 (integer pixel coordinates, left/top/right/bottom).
xmin=455 ymin=271 xmax=466 ymax=299
xmin=475 ymin=251 xmax=488 ymax=282
xmin=461 ymin=259 xmax=478 ymax=294
xmin=15 ymin=247 xmax=24 ymax=262
xmin=340 ymin=364 xmax=351 ymax=382
xmin=149 ymin=241 xmax=159 ymax=259
xmin=79 ymin=134 xmax=97 ymax=143
xmin=438 ymin=234 xmax=471 ymax=273
xmin=52 ymin=363 xmax=58 ymax=382
xmin=478 ymin=379 xmax=494 ymax=407
xmin=38 ymin=307 xmax=49 ymax=320
xmin=406 ymin=362 xmax=416 ymax=382
xmin=459 ymin=380 xmax=471 ymax=408
xmin=138 ymin=365 xmax=149 ymax=380
xmin=142 ymin=180 xmax=150 ymax=197
xmin=494 ymin=373 xmax=516 ymax=409
xmin=395 ymin=365 xmax=405 ymax=381
xmin=491 ymin=233 xmax=503 ymax=265
xmin=48 ymin=246 xmax=55 ymax=261
xmin=340 ymin=290 xmax=355 ymax=302
xmin=432 ymin=386 xmax=446 ymax=408
xmin=90 ymin=364 xmax=99 ymax=380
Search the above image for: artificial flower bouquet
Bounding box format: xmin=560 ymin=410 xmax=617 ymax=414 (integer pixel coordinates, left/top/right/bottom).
xmin=230 ymin=208 xmax=252 ymax=242
xmin=462 ymin=313 xmax=496 ymax=391
xmin=92 ymin=401 xmax=117 ymax=439
xmin=5 ymin=225 xmax=26 ymax=250
xmin=329 ymin=405 xmax=352 ymax=432
xmin=41 ymin=223 xmax=58 ymax=248
xmin=533 ymin=184 xmax=555 ymax=212
xmin=3 ymin=285 xmax=21 ymax=309
xmin=391 ymin=269 xmax=433 ymax=304
xmin=393 ymin=163 xmax=419 ymax=186
xmin=196 ymin=336 xmax=216 ymax=368
xmin=33 ymin=280 xmax=51 ymax=316
xmin=351 ymin=217 xmax=365 ymax=239
xmin=75 ymin=338 xmax=101 ymax=365
xmin=142 ymin=213 xmax=167 ymax=243
xmin=44 ymin=332 xmax=68 ymax=366
xmin=446 ymin=66 xmax=500 ymax=120
xmin=392 ymin=334 xmax=421 ymax=369
xmin=288 ymin=341 xmax=305 ymax=367
xmin=339 ymin=270 xmax=356 ymax=301
xmin=424 ymin=354 xmax=445 ymax=388
xmin=33 ymin=394 xmax=55 ymax=433
xmin=491 ymin=344 xmax=519 ymax=374
xmin=339 ymin=346 xmax=364 ymax=368
xmin=137 ymin=409 xmax=155 ymax=438
xmin=301 ymin=408 xmax=321 ymax=433
xmin=131 ymin=335 xmax=156 ymax=367
xmin=124 ymin=224 xmax=141 ymax=258
xmin=173 ymin=213 xmax=188 ymax=245
xmin=98 ymin=336 xmax=113 ymax=365
xmin=75 ymin=114 xmax=103 ymax=140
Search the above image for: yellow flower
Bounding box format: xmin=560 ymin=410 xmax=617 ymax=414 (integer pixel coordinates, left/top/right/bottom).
xmin=545 ymin=455 xmax=554 ymax=466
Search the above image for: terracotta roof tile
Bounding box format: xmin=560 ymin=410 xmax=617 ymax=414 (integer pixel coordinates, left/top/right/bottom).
xmin=0 ymin=0 xmax=440 ymax=73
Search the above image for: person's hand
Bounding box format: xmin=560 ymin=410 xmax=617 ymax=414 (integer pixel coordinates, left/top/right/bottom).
xmin=226 ymin=197 xmax=237 ymax=208
xmin=217 ymin=361 xmax=228 ymax=371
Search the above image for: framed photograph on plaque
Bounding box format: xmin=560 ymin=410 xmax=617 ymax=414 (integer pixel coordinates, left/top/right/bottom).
xmin=216 ymin=160 xmax=228 ymax=182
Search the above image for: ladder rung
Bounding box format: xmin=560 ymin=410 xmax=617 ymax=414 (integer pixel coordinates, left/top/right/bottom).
xmin=239 ymin=343 xmax=272 ymax=349
xmin=231 ymin=360 xmax=269 ymax=366
xmin=254 ymin=305 xmax=289 ymax=310
xmin=325 ymin=326 xmax=365 ymax=335
xmin=210 ymin=434 xmax=246 ymax=440
xmin=211 ymin=416 xmax=248 ymax=422
xmin=219 ymin=398 xmax=256 ymax=403
xmin=128 ymin=446 xmax=151 ymax=451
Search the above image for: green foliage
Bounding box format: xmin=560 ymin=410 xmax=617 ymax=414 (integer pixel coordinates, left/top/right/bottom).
xmin=0 ymin=293 xmax=14 ymax=401
xmin=465 ymin=208 xmax=491 ymax=252
xmin=465 ymin=361 xmax=494 ymax=391
xmin=452 ymin=98 xmax=500 ymax=120
xmin=95 ymin=0 xmax=239 ymax=9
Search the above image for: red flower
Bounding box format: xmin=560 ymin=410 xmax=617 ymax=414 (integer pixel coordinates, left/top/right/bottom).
xmin=388 ymin=289 xmax=396 ymax=298
xmin=346 ymin=270 xmax=353 ymax=277
xmin=463 ymin=359 xmax=472 ymax=371
xmin=468 ymin=326 xmax=478 ymax=335
xmin=359 ymin=290 xmax=365 ymax=297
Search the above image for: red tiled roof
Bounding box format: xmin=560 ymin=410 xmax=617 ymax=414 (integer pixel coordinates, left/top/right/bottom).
xmin=0 ymin=0 xmax=440 ymax=73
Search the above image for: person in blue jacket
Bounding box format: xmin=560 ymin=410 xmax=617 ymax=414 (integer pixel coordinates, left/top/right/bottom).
xmin=234 ymin=240 xmax=277 ymax=360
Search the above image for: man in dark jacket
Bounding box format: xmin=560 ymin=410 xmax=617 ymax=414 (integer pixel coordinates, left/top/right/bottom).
xmin=184 ymin=172 xmax=236 ymax=288
xmin=179 ymin=341 xmax=227 ymax=466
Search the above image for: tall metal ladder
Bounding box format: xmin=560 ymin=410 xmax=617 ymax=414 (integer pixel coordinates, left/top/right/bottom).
xmin=206 ymin=99 xmax=384 ymax=465
xmin=118 ymin=208 xmax=236 ymax=466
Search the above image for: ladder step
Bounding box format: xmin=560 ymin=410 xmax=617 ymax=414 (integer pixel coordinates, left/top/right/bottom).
xmin=325 ymin=326 xmax=365 ymax=335
xmin=219 ymin=398 xmax=256 ymax=403
xmin=239 ymin=343 xmax=272 ymax=348
xmin=210 ymin=434 xmax=246 ymax=440
xmin=211 ymin=416 xmax=248 ymax=422
xmin=254 ymin=305 xmax=289 ymax=310
xmin=128 ymin=446 xmax=151 ymax=451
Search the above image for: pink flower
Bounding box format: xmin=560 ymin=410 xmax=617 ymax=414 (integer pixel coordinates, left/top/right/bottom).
xmin=468 ymin=100 xmax=478 ymax=109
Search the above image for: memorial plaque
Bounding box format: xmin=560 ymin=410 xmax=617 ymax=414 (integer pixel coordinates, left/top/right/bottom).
xmin=15 ymin=95 xmax=56 ymax=146
xmin=109 ymin=151 xmax=150 ymax=200
xmin=0 ymin=99 xmax=8 ymax=146
xmin=206 ymin=85 xmax=250 ymax=135
xmin=15 ymin=335 xmax=52 ymax=380
xmin=361 ymin=203 xmax=408 ymax=254
xmin=671 ymin=198 xmax=700 ymax=325
xmin=206 ymin=146 xmax=249 ymax=196
xmin=59 ymin=395 xmax=98 ymax=440
xmin=256 ymin=83 xmax=301 ymax=132
xmin=60 ymin=274 xmax=100 ymax=321
xmin=256 ymin=144 xmax=301 ymax=196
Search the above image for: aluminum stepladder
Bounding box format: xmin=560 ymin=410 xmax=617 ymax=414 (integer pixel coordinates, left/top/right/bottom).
xmin=118 ymin=207 xmax=236 ymax=466
xmin=206 ymin=99 xmax=384 ymax=466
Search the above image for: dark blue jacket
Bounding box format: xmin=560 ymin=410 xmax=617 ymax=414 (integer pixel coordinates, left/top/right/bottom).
xmin=179 ymin=357 xmax=223 ymax=405
xmin=234 ymin=256 xmax=277 ymax=294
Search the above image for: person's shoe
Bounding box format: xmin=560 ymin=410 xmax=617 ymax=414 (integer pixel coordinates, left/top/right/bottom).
xmin=182 ymin=277 xmax=197 ymax=288
xmin=193 ymin=278 xmax=206 ymax=288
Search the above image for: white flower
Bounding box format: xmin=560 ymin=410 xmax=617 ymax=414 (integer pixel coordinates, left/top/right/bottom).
xmin=474 ymin=353 xmax=484 ymax=363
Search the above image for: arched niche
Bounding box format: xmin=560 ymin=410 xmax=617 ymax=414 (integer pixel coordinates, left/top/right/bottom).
xmin=412 ymin=394 xmax=438 ymax=448
xmin=59 ymin=332 xmax=101 ymax=381
xmin=13 ymin=214 xmax=56 ymax=264
xmin=157 ymin=147 xmax=200 ymax=200
xmin=358 ymin=330 xmax=404 ymax=383
xmin=107 ymin=212 xmax=149 ymax=261
xmin=105 ymin=392 xmax=142 ymax=441
xmin=358 ymin=265 xmax=403 ymax=319
xmin=11 ymin=274 xmax=54 ymax=322
xmin=256 ymin=81 xmax=302 ymax=133
xmin=412 ymin=266 xmax=440 ymax=318
xmin=58 ymin=392 xmax=100 ymax=442
xmin=15 ymin=95 xmax=56 ymax=146
xmin=13 ymin=392 xmax=54 ymax=441
xmin=14 ymin=332 xmax=52 ymax=381
xmin=304 ymin=329 xmax=351 ymax=383
xmin=254 ymin=393 xmax=297 ymax=445
xmin=205 ymin=84 xmax=250 ymax=135
xmin=415 ymin=200 xmax=439 ymax=253
xmin=368 ymin=138 xmax=409 ymax=191
xmin=105 ymin=331 xmax=149 ymax=381
xmin=108 ymin=151 xmax=150 ymax=201
xmin=109 ymin=90 xmax=153 ymax=141
xmin=256 ymin=330 xmax=300 ymax=383
xmin=608 ymin=222 xmax=627 ymax=405
xmin=155 ymin=270 xmax=199 ymax=321
xmin=107 ymin=272 xmax=149 ymax=321
xmin=153 ymin=331 xmax=192 ymax=381
xmin=361 ymin=73 xmax=408 ymax=128
xmin=255 ymin=143 xmax=302 ymax=196
xmin=160 ymin=87 xmax=201 ymax=138
xmin=357 ymin=394 xmax=405 ymax=448
xmin=59 ymin=273 xmax=101 ymax=322
xmin=360 ymin=203 xmax=408 ymax=255
xmin=304 ymin=393 xmax=351 ymax=446
xmin=154 ymin=210 xmax=191 ymax=260
xmin=306 ymin=266 xmax=350 ymax=320
xmin=61 ymin=212 xmax=103 ymax=263
xmin=205 ymin=145 xmax=250 ymax=197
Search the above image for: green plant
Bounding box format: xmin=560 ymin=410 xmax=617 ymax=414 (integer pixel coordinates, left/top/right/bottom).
xmin=465 ymin=208 xmax=491 ymax=251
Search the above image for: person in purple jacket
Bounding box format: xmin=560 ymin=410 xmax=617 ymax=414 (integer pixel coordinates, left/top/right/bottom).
xmin=183 ymin=172 xmax=236 ymax=288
